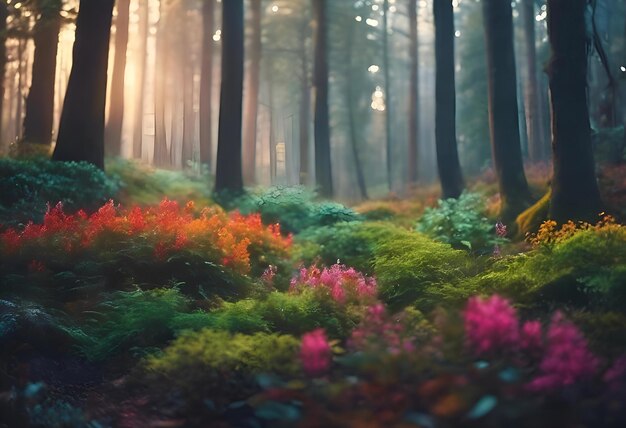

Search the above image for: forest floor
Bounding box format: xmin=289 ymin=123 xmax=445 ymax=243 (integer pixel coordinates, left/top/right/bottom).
xmin=1 ymin=158 xmax=626 ymax=427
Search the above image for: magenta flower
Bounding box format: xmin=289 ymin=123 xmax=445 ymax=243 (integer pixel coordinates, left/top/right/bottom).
xmin=290 ymin=264 xmax=377 ymax=305
xmin=464 ymin=295 xmax=520 ymax=355
xmin=520 ymin=320 xmax=543 ymax=352
xmin=604 ymin=355 xmax=626 ymax=391
xmin=300 ymin=329 xmax=332 ymax=377
xmin=527 ymin=312 xmax=598 ymax=391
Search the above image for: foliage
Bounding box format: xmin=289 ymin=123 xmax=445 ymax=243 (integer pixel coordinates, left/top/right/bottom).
xmin=144 ymin=329 xmax=300 ymax=406
xmin=235 ymin=186 xmax=360 ymax=234
xmin=0 ymin=158 xmax=119 ymax=226
xmin=416 ymin=192 xmax=504 ymax=253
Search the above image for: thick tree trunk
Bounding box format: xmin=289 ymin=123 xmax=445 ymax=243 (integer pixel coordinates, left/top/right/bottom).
xmin=215 ymin=0 xmax=244 ymax=194
xmin=407 ymin=0 xmax=419 ymax=186
xmin=547 ymin=0 xmax=603 ymax=222
xmin=15 ymin=40 xmax=25 ymax=142
xmin=22 ymin=0 xmax=61 ymax=147
xmin=52 ymin=0 xmax=114 ymax=170
xmin=433 ymin=0 xmax=464 ymax=199
xmin=200 ymin=0 xmax=215 ymax=169
xmin=106 ymin=0 xmax=131 ymax=157
xmin=383 ymin=0 xmax=393 ymax=191
xmin=299 ymin=22 xmax=310 ymax=186
xmin=242 ymin=0 xmax=262 ymax=185
xmin=182 ymin=49 xmax=194 ymax=167
xmin=132 ymin=0 xmax=149 ymax=159
xmin=521 ymin=0 xmax=546 ymax=162
xmin=153 ymin=0 xmax=170 ymax=167
xmin=0 ymin=5 xmax=9 ymax=143
xmin=312 ymin=0 xmax=333 ymax=198
xmin=482 ymin=0 xmax=532 ymax=221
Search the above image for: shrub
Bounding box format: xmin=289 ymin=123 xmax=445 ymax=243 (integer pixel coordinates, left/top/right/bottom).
xmin=0 ymin=158 xmax=119 ymax=226
xmin=416 ymin=192 xmax=503 ymax=253
xmin=144 ymin=329 xmax=300 ymax=407
xmin=235 ymin=186 xmax=360 ymax=234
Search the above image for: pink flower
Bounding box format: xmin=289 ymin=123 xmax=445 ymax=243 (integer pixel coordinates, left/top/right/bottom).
xmin=604 ymin=355 xmax=626 ymax=391
xmin=464 ymin=295 xmax=520 ymax=355
xmin=527 ymin=312 xmax=598 ymax=392
xmin=300 ymin=329 xmax=332 ymax=377
xmin=520 ymin=320 xmax=543 ymax=352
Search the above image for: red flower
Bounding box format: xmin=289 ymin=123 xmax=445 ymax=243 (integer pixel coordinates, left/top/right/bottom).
xmin=300 ymin=329 xmax=332 ymax=377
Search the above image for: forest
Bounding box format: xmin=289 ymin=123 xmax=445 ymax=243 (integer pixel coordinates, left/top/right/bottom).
xmin=1 ymin=0 xmax=626 ymax=426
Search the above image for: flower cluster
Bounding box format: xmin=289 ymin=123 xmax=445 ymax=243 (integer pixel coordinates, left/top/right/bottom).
xmin=289 ymin=264 xmax=377 ymax=305
xmin=0 ymin=199 xmax=292 ymax=274
xmin=348 ymin=304 xmax=417 ymax=355
xmin=464 ymin=295 xmax=520 ymax=355
xmin=528 ymin=214 xmax=619 ymax=248
xmin=300 ymin=329 xmax=332 ymax=377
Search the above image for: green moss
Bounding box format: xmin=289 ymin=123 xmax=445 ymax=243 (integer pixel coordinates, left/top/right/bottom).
xmin=516 ymin=190 xmax=550 ymax=238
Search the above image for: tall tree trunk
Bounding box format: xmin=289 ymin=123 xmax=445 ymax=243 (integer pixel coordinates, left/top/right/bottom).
xmin=482 ymin=0 xmax=532 ymax=221
xmin=299 ymin=21 xmax=310 ymax=186
xmin=15 ymin=40 xmax=25 ymax=142
xmin=242 ymin=0 xmax=262 ymax=185
xmin=269 ymin=71 xmax=276 ymax=183
xmin=407 ymin=0 xmax=419 ymax=186
xmin=383 ymin=0 xmax=393 ymax=191
xmin=154 ymin=0 xmax=170 ymax=167
xmin=521 ymin=0 xmax=546 ymax=162
xmin=132 ymin=0 xmax=149 ymax=159
xmin=346 ymin=19 xmax=368 ymax=200
xmin=22 ymin=0 xmax=61 ymax=147
xmin=106 ymin=0 xmax=130 ymax=157
xmin=215 ymin=0 xmax=244 ymax=194
xmin=433 ymin=0 xmax=464 ymax=199
xmin=0 ymin=4 xmax=9 ymax=143
xmin=200 ymin=0 xmax=215 ymax=169
xmin=182 ymin=35 xmax=194 ymax=167
xmin=52 ymin=0 xmax=115 ymax=170
xmin=312 ymin=0 xmax=333 ymax=198
xmin=547 ymin=0 xmax=603 ymax=222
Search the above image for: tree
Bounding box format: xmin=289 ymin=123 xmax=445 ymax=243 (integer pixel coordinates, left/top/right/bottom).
xmin=242 ymin=0 xmax=262 ymax=185
xmin=521 ymin=0 xmax=547 ymax=162
xmin=482 ymin=0 xmax=532 ymax=220
xmin=407 ymin=0 xmax=419 ymax=186
xmin=153 ymin=0 xmax=170 ymax=167
xmin=200 ymin=0 xmax=215 ymax=169
xmin=546 ymin=0 xmax=603 ymax=222
xmin=215 ymin=0 xmax=244 ymax=194
xmin=382 ymin=0 xmax=393 ymax=191
xmin=298 ymin=16 xmax=311 ymax=186
xmin=0 ymin=4 xmax=8 ymax=141
xmin=105 ymin=0 xmax=131 ymax=156
xmin=132 ymin=0 xmax=149 ymax=159
xmin=312 ymin=0 xmax=332 ymax=198
xmin=22 ymin=0 xmax=62 ymax=147
xmin=433 ymin=0 xmax=464 ymax=199
xmin=52 ymin=0 xmax=115 ymax=170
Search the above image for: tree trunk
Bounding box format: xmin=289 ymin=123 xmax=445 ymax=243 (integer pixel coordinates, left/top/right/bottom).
xmin=299 ymin=20 xmax=310 ymax=186
xmin=346 ymin=19 xmax=368 ymax=200
xmin=154 ymin=0 xmax=170 ymax=167
xmin=22 ymin=0 xmax=61 ymax=147
xmin=383 ymin=0 xmax=393 ymax=191
xmin=200 ymin=0 xmax=215 ymax=169
xmin=15 ymin=40 xmax=25 ymax=142
xmin=0 ymin=5 xmax=8 ymax=143
xmin=52 ymin=0 xmax=115 ymax=170
xmin=312 ymin=0 xmax=333 ymax=198
xmin=482 ymin=0 xmax=532 ymax=221
xmin=242 ymin=0 xmax=262 ymax=185
xmin=521 ymin=0 xmax=546 ymax=162
xmin=407 ymin=0 xmax=419 ymax=186
xmin=547 ymin=0 xmax=603 ymax=222
xmin=132 ymin=0 xmax=149 ymax=159
xmin=105 ymin=0 xmax=130 ymax=156
xmin=182 ymin=50 xmax=194 ymax=168
xmin=433 ymin=0 xmax=464 ymax=199
xmin=215 ymin=0 xmax=244 ymax=194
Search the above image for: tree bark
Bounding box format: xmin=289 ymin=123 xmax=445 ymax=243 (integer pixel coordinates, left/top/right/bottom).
xmin=312 ymin=0 xmax=333 ymax=198
xmin=132 ymin=0 xmax=149 ymax=159
xmin=0 ymin=5 xmax=9 ymax=143
xmin=298 ymin=19 xmax=310 ymax=186
xmin=153 ymin=0 xmax=170 ymax=167
xmin=182 ymin=43 xmax=195 ymax=167
xmin=200 ymin=0 xmax=215 ymax=169
xmin=52 ymin=0 xmax=115 ymax=170
xmin=215 ymin=0 xmax=244 ymax=194
xmin=521 ymin=0 xmax=546 ymax=162
xmin=383 ymin=0 xmax=393 ymax=191
xmin=105 ymin=0 xmax=131 ymax=156
xmin=407 ymin=0 xmax=419 ymax=186
xmin=482 ymin=0 xmax=532 ymax=221
xmin=22 ymin=0 xmax=61 ymax=147
xmin=242 ymin=0 xmax=262 ymax=185
xmin=433 ymin=0 xmax=464 ymax=199
xmin=547 ymin=0 xmax=603 ymax=222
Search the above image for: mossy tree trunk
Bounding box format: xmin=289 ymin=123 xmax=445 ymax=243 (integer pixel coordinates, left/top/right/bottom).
xmin=52 ymin=0 xmax=115 ymax=170
xmin=546 ymin=0 xmax=603 ymax=222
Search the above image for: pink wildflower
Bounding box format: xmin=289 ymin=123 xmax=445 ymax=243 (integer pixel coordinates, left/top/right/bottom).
xmin=527 ymin=312 xmax=598 ymax=392
xmin=300 ymin=329 xmax=332 ymax=377
xmin=603 ymin=355 xmax=626 ymax=391
xmin=463 ymin=295 xmax=520 ymax=355
xmin=520 ymin=320 xmax=543 ymax=352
